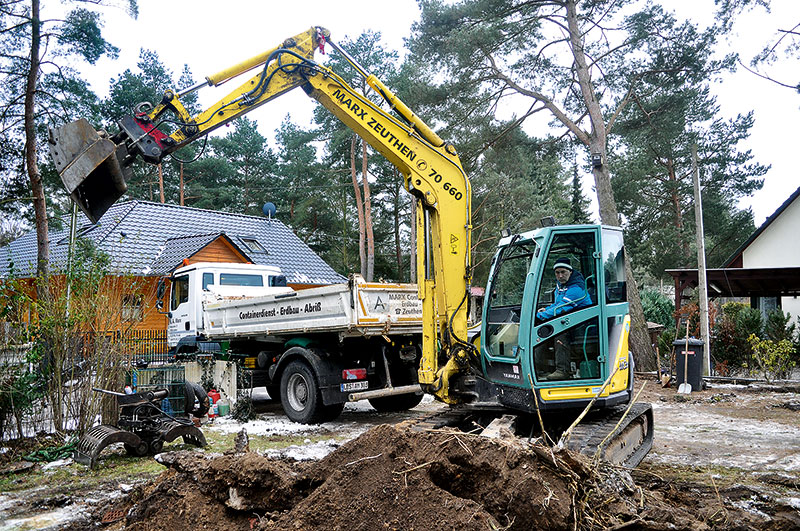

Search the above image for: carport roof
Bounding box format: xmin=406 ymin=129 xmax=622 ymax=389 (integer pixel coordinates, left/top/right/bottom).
xmin=666 ymin=267 xmax=800 ymax=298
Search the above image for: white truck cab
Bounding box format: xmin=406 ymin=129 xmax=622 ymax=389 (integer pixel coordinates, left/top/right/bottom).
xmin=167 ymin=262 xmax=291 ymax=347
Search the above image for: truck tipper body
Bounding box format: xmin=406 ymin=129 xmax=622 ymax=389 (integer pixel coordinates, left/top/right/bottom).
xmin=167 ymin=262 xmax=424 ymax=423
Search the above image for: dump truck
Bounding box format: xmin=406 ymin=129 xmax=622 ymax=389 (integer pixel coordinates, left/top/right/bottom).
xmin=163 ymin=262 xmax=424 ymax=423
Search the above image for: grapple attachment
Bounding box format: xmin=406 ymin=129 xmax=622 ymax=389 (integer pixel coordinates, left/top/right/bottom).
xmin=48 ymin=118 xmax=131 ymax=224
xmin=74 ymin=387 xmax=208 ymax=468
xmin=161 ymin=419 xmax=208 ymax=448
xmin=74 ymin=424 xmax=142 ymax=469
xmin=73 ymin=421 xmax=207 ymax=469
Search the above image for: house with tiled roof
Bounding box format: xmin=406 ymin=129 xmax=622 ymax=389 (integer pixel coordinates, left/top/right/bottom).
xmin=1 ymin=201 xmax=346 ymax=334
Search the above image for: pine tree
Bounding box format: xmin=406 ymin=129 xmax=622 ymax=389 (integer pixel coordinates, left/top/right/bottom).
xmin=569 ymin=166 xmax=592 ymax=225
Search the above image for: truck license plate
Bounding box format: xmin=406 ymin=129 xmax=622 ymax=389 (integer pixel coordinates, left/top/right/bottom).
xmin=341 ymin=381 xmax=368 ymax=392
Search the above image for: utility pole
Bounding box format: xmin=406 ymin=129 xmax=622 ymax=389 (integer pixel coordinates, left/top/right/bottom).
xmin=180 ymin=163 xmax=184 ymax=206
xmin=158 ymin=164 xmax=165 ymax=203
xmin=692 ymin=144 xmax=711 ymax=376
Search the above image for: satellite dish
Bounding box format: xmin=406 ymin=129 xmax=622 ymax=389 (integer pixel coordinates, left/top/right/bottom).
xmin=262 ymin=202 xmax=277 ymax=220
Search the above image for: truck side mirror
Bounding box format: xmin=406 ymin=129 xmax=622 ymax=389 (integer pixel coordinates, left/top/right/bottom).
xmin=156 ymin=278 xmax=166 ymax=300
xmin=156 ymin=278 xmax=167 ymax=312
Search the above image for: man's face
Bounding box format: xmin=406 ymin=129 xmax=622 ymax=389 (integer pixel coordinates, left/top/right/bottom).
xmin=554 ymin=267 xmax=572 ymax=284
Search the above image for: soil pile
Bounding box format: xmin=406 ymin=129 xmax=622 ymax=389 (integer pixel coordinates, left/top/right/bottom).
xmin=85 ymin=423 xmax=788 ymax=531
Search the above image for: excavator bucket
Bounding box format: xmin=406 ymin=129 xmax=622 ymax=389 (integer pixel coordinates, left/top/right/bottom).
xmin=48 ymin=119 xmax=131 ymax=224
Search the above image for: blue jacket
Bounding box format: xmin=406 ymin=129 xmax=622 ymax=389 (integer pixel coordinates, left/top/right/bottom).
xmin=536 ymin=271 xmax=591 ymax=321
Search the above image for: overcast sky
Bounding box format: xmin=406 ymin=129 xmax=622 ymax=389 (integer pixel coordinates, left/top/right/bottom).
xmin=79 ymin=0 xmax=799 ymax=227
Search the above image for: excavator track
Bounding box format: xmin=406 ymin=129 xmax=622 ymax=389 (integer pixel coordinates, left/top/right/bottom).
xmin=563 ymin=402 xmax=654 ymax=468
xmin=403 ymin=402 xmax=654 ymax=468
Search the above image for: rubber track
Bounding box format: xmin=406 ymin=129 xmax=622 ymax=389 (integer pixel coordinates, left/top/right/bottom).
xmin=564 ymin=402 xmax=653 ymax=468
xmin=405 ymin=406 xmax=474 ymax=432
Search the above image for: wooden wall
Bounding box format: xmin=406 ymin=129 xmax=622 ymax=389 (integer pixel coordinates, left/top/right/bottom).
xmin=189 ymin=238 xmax=249 ymax=265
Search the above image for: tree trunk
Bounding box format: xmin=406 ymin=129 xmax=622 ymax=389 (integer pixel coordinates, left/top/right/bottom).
xmin=180 ymin=163 xmax=184 ymax=206
xmin=362 ymin=141 xmax=375 ymax=281
xmin=25 ymin=0 xmax=48 ymax=300
xmin=158 ymin=164 xmax=165 ymax=203
xmin=567 ymin=0 xmax=655 ymax=371
xmin=350 ymin=136 xmax=367 ymax=277
xmin=667 ymin=159 xmax=690 ymax=261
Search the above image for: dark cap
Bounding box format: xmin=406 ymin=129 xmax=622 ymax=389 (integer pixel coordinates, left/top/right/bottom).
xmin=553 ymin=257 xmax=573 ymax=271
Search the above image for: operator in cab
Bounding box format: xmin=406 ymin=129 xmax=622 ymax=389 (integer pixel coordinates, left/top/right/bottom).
xmin=536 ymin=257 xmax=591 ymax=379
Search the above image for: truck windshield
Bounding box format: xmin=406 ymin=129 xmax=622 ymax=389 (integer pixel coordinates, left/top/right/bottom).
xmin=219 ymin=273 xmax=264 ymax=286
xmin=171 ymin=275 xmax=189 ymax=310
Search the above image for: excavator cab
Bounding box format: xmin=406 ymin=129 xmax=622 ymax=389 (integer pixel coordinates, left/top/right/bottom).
xmin=481 ymin=224 xmax=634 ymax=409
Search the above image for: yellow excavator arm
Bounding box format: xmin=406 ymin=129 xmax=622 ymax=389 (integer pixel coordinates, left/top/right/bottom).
xmin=50 ymin=27 xmax=475 ymax=404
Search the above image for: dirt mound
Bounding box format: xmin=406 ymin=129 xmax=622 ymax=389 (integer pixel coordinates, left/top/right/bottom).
xmin=82 ymin=424 xmax=780 ymax=531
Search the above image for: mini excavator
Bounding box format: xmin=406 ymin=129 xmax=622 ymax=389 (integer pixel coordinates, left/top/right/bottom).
xmin=50 ymin=27 xmax=652 ymax=466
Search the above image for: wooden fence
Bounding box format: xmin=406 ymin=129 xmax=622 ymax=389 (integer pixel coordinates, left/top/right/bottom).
xmin=119 ymin=329 xmax=171 ymax=365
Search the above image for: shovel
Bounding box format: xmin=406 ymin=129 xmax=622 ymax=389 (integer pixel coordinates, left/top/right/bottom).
xmin=677 ymin=323 xmax=692 ymax=394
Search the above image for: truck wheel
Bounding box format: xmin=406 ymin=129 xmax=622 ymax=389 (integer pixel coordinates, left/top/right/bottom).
xmin=320 ymin=402 xmax=345 ymax=422
xmin=266 ymin=384 xmax=281 ymax=402
xmin=369 ymin=392 xmax=424 ymax=413
xmin=280 ymin=360 xmax=325 ymax=424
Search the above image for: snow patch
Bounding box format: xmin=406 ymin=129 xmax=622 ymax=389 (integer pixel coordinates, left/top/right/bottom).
xmin=263 ymin=437 xmax=353 ymax=461
xmin=41 ymin=458 xmax=73 ymax=471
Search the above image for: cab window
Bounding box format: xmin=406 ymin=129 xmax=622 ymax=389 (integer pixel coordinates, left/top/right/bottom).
xmin=202 ymin=272 xmax=214 ymax=290
xmin=601 ymin=229 xmax=626 ymax=303
xmin=219 ymin=273 xmax=264 ymax=286
xmin=484 ymin=241 xmax=537 ymax=358
xmin=535 ymin=232 xmax=597 ymax=323
xmin=170 ymin=275 xmax=189 ymax=310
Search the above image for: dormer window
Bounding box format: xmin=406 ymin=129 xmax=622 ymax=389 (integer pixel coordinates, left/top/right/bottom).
xmin=241 ymin=238 xmax=266 ymax=253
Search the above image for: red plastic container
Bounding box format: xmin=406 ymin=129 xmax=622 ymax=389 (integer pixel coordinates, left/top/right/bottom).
xmin=207 ymin=389 xmax=221 ymax=419
xmin=208 ymin=389 xmax=221 ymax=404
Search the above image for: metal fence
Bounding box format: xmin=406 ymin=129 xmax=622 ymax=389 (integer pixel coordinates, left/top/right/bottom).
xmin=129 ymin=364 xmax=187 ymax=414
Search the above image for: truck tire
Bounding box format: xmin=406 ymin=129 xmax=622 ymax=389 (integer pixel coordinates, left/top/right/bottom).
xmin=368 ymin=392 xmax=424 ymax=413
xmin=320 ymin=402 xmax=345 ymax=422
xmin=266 ymin=384 xmax=281 ymax=402
xmin=280 ymin=360 xmax=326 ymax=424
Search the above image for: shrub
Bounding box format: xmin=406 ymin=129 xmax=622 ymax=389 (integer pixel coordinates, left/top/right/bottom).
xmin=712 ymin=302 xmax=761 ymax=372
xmin=5 ymin=239 xmax=150 ymax=436
xmin=748 ymin=334 xmax=796 ymax=383
xmin=641 ymin=289 xmax=674 ymax=328
xmin=764 ymin=309 xmax=797 ymax=343
xmin=736 ymin=307 xmax=764 ymax=339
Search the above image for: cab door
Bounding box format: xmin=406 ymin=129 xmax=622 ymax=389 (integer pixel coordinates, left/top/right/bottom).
xmin=529 ymin=228 xmax=605 ymax=384
xmin=480 ymin=238 xmax=539 ymax=387
xmin=167 ymin=273 xmax=193 ymax=346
